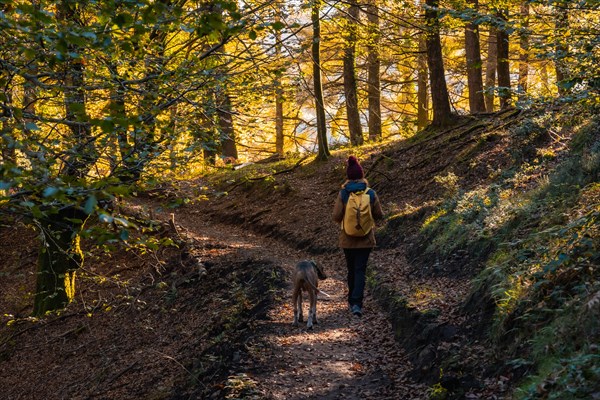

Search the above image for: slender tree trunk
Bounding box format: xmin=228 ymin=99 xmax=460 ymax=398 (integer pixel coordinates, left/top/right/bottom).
xmin=274 ymin=10 xmax=285 ymax=155
xmin=107 ymin=62 xmax=130 ymax=177
xmin=541 ymin=61 xmax=550 ymax=95
xmin=496 ymin=9 xmax=511 ymax=109
xmin=217 ymin=91 xmax=238 ymax=160
xmin=2 ymin=90 xmax=16 ymax=164
xmin=554 ymin=1 xmax=569 ymax=96
xmin=275 ymin=85 xmax=284 ymax=156
xmin=60 ymin=1 xmax=96 ymax=179
xmin=518 ymin=2 xmax=529 ymax=100
xmin=425 ymin=0 xmax=452 ymax=127
xmin=465 ymin=0 xmax=486 ymax=113
xmin=343 ymin=0 xmax=363 ymax=146
xmin=366 ymin=0 xmax=382 ymax=141
xmin=417 ymin=37 xmax=429 ymax=130
xmin=312 ymin=0 xmax=330 ymax=160
xmin=484 ymin=27 xmax=497 ymax=112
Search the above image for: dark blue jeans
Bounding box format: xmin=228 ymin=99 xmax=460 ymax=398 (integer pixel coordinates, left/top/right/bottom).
xmin=343 ymin=248 xmax=372 ymax=308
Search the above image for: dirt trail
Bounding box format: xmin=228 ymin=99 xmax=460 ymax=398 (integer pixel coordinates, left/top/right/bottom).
xmin=164 ymin=206 xmax=427 ymax=399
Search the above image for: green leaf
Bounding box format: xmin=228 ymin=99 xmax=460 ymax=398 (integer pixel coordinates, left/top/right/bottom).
xmin=271 ymin=21 xmax=285 ymax=31
xmin=80 ymin=31 xmax=97 ymax=41
xmin=120 ymin=229 xmax=129 ymax=241
xmin=248 ymin=30 xmax=257 ymax=40
xmin=84 ymin=195 xmax=97 ymax=214
xmin=43 ymin=187 xmax=59 ymax=197
xmin=25 ymin=122 xmax=40 ymax=131
xmin=99 ymin=213 xmax=113 ymax=223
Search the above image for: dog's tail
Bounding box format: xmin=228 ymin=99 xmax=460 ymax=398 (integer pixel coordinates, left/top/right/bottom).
xmin=305 ymin=279 xmax=331 ymax=298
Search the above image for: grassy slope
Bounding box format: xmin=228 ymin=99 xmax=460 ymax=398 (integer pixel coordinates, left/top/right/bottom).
xmin=193 ymin=104 xmax=599 ymax=398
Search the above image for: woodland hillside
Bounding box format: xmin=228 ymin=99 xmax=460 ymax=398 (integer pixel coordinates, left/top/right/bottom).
xmin=1 ymin=104 xmax=598 ymax=399
xmin=1 ymin=0 xmax=599 ymax=399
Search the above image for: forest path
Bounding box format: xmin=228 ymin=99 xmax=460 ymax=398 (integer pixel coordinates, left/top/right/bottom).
xmin=155 ymin=203 xmax=427 ymax=399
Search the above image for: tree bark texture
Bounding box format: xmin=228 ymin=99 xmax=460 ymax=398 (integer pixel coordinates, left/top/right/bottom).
xmin=417 ymin=37 xmax=429 ymax=130
xmin=496 ymin=10 xmax=511 ymax=109
xmin=367 ymin=0 xmax=382 ymax=141
xmin=518 ymin=2 xmax=529 ymax=100
xmin=485 ymin=27 xmax=497 ymax=112
xmin=312 ymin=0 xmax=330 ymax=160
xmin=343 ymin=0 xmax=363 ymax=146
xmin=33 ymin=207 xmax=87 ymax=316
xmin=425 ymin=0 xmax=452 ymax=127
xmin=275 ymin=12 xmax=285 ymax=155
xmin=464 ymin=0 xmax=486 ymax=113
xmin=58 ymin=1 xmax=97 ymax=178
xmin=554 ymin=1 xmax=569 ymax=96
xmin=217 ymin=91 xmax=238 ymax=160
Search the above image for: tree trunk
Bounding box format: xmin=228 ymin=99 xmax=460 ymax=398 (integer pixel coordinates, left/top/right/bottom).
xmin=34 ymin=1 xmax=97 ymax=316
xmin=217 ymin=91 xmax=238 ymax=160
xmin=59 ymin=1 xmax=97 ymax=178
xmin=518 ymin=2 xmax=529 ymax=100
xmin=312 ymin=0 xmax=330 ymax=160
xmin=33 ymin=206 xmax=87 ymax=316
xmin=425 ymin=0 xmax=452 ymax=127
xmin=496 ymin=10 xmax=511 ymax=109
xmin=554 ymin=1 xmax=569 ymax=96
xmin=417 ymin=36 xmax=429 ymax=130
xmin=484 ymin=27 xmax=497 ymax=112
xmin=366 ymin=0 xmax=382 ymax=141
xmin=464 ymin=0 xmax=486 ymax=113
xmin=275 ymin=12 xmax=285 ymax=156
xmin=107 ymin=62 xmax=130 ymax=177
xmin=343 ymin=0 xmax=363 ymax=146
xmin=275 ymin=84 xmax=284 ymax=156
xmin=2 ymin=90 xmax=16 ymax=164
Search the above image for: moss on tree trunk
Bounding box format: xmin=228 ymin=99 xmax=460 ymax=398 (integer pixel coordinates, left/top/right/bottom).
xmin=33 ymin=207 xmax=86 ymax=316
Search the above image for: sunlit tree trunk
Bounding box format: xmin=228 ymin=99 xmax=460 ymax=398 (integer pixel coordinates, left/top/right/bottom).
xmin=312 ymin=0 xmax=330 ymax=160
xmin=107 ymin=61 xmax=129 ymax=175
xmin=425 ymin=0 xmax=452 ymax=127
xmin=496 ymin=9 xmax=511 ymax=109
xmin=518 ymin=2 xmax=529 ymax=100
xmin=484 ymin=27 xmax=497 ymax=112
xmin=33 ymin=0 xmax=95 ymax=316
xmin=343 ymin=0 xmax=363 ymax=146
xmin=554 ymin=1 xmax=570 ymax=96
xmin=417 ymin=37 xmax=429 ymax=130
xmin=275 ymin=12 xmax=285 ymax=156
xmin=34 ymin=207 xmax=88 ymax=316
xmin=465 ymin=0 xmax=486 ymax=113
xmin=366 ymin=0 xmax=381 ymax=141
xmin=60 ymin=24 xmax=96 ymax=175
xmin=217 ymin=90 xmax=238 ymax=160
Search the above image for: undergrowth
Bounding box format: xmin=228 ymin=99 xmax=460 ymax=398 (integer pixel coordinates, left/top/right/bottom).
xmin=415 ymin=107 xmax=600 ymax=398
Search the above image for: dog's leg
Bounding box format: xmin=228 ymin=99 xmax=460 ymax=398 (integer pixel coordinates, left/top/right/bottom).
xmin=306 ymin=289 xmax=316 ymax=330
xmin=292 ymin=286 xmax=300 ymax=327
xmin=297 ymin=289 xmax=304 ymax=323
xmin=313 ymin=291 xmax=318 ymax=325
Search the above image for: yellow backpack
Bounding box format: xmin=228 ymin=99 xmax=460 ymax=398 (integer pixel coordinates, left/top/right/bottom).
xmin=342 ymin=189 xmax=374 ymax=237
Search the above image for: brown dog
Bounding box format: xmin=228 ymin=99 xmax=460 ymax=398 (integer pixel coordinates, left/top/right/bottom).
xmin=292 ymin=260 xmax=327 ymax=329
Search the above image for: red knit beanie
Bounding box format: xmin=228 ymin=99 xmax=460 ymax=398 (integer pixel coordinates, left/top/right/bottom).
xmin=346 ymin=156 xmax=364 ymax=180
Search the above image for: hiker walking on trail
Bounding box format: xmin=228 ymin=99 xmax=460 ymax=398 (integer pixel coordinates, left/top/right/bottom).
xmin=332 ymin=156 xmax=384 ymax=317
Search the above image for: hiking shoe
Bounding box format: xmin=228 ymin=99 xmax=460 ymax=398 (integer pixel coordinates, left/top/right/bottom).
xmin=351 ymin=305 xmax=362 ymax=317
